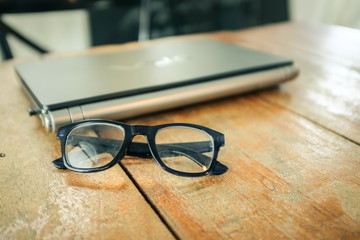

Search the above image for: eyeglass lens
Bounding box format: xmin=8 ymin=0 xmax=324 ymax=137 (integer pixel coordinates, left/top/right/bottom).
xmin=155 ymin=127 xmax=214 ymax=173
xmin=65 ymin=123 xmax=125 ymax=169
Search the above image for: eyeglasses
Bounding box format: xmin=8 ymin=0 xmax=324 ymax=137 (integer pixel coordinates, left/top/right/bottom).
xmin=52 ymin=120 xmax=228 ymax=177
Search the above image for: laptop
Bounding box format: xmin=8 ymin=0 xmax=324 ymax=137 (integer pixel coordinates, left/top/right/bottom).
xmin=15 ymin=38 xmax=298 ymax=132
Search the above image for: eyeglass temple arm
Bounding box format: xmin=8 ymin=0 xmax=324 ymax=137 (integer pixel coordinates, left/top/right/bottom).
xmin=127 ymin=141 xmax=212 ymax=158
xmin=53 ymin=157 xmax=66 ymax=169
xmin=66 ymin=135 xmax=215 ymax=156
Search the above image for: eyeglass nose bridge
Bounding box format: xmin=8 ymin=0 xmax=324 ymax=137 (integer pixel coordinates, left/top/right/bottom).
xmin=126 ymin=125 xmax=154 ymax=159
xmin=130 ymin=125 xmax=151 ymax=136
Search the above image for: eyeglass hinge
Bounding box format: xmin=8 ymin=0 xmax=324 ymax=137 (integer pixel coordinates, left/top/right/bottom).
xmin=27 ymin=108 xmax=42 ymax=116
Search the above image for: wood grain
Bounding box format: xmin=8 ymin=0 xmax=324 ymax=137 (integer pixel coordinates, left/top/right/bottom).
xmin=212 ymin=23 xmax=360 ymax=144
xmin=0 ymin=61 xmax=174 ymax=239
xmin=122 ymin=94 xmax=360 ymax=239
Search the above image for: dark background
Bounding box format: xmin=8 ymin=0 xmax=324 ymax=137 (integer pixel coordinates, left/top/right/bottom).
xmin=0 ymin=0 xmax=288 ymax=58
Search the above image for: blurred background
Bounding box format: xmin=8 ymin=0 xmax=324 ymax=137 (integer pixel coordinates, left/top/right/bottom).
xmin=1 ymin=0 xmax=359 ymax=61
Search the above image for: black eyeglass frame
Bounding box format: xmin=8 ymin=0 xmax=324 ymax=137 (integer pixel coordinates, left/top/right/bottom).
xmin=54 ymin=120 xmax=227 ymax=177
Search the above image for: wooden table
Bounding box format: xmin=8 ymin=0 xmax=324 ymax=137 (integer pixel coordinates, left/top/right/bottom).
xmin=1 ymin=22 xmax=359 ymax=239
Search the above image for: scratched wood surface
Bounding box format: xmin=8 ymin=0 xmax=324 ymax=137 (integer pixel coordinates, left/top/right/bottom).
xmin=214 ymin=23 xmax=360 ymax=144
xmin=0 ymin=22 xmax=360 ymax=239
xmin=0 ymin=61 xmax=174 ymax=239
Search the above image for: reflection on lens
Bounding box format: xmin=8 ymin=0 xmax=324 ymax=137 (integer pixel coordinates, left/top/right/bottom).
xmin=65 ymin=123 xmax=125 ymax=169
xmin=155 ymin=126 xmax=214 ymax=173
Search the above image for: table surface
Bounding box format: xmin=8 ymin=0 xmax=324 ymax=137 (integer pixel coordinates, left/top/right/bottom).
xmin=1 ymin=22 xmax=360 ymax=239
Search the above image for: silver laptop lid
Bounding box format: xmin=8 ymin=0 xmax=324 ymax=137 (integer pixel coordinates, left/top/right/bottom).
xmin=15 ymin=38 xmax=292 ymax=110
